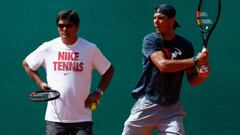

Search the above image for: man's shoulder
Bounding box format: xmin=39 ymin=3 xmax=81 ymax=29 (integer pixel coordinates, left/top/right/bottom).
xmin=144 ymin=32 xmax=159 ymax=39
xmin=78 ymin=37 xmax=96 ymax=47
xmin=37 ymin=39 xmax=57 ymax=50
xmin=143 ymin=32 xmax=161 ymax=46
xmin=47 ymin=37 xmax=61 ymax=42
xmin=44 ymin=37 xmax=61 ymax=46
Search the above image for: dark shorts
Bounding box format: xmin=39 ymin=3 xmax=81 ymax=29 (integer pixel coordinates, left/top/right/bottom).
xmin=46 ymin=121 xmax=93 ymax=135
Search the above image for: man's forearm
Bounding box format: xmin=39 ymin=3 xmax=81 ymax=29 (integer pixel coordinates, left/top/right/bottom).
xmin=97 ymin=65 xmax=114 ymax=92
xmin=22 ymin=60 xmax=43 ymax=88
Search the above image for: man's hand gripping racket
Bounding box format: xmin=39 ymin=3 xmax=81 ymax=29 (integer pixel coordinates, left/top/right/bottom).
xmin=29 ymin=89 xmax=60 ymax=102
xmin=29 ymin=82 xmax=60 ymax=102
xmin=196 ymin=49 xmax=210 ymax=78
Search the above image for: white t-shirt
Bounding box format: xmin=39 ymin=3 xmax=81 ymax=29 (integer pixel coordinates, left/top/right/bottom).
xmin=25 ymin=37 xmax=111 ymax=123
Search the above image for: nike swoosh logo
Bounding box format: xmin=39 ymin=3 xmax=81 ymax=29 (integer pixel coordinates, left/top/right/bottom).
xmin=64 ymin=73 xmax=70 ymax=75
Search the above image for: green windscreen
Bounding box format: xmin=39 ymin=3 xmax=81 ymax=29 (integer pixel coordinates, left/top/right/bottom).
xmin=0 ymin=0 xmax=239 ymax=134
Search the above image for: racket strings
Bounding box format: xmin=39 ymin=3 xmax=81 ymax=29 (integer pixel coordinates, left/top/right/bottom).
xmin=199 ymin=0 xmax=220 ymax=31
xmin=29 ymin=90 xmax=60 ymax=102
xmin=31 ymin=92 xmax=50 ymax=100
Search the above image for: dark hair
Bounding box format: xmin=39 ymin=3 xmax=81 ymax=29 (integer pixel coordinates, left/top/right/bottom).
xmin=56 ymin=10 xmax=80 ymax=25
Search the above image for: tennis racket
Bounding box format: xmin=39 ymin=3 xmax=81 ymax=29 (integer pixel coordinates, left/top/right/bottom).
xmin=196 ymin=0 xmax=221 ymax=50
xmin=29 ymin=89 xmax=60 ymax=102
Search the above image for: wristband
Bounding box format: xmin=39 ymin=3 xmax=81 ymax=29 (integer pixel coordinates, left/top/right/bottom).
xmin=95 ymin=88 xmax=104 ymax=95
xmin=193 ymin=56 xmax=198 ymax=66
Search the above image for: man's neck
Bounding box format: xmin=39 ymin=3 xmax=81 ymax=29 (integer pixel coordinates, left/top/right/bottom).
xmin=62 ymin=37 xmax=78 ymax=45
xmin=158 ymin=30 xmax=176 ymax=41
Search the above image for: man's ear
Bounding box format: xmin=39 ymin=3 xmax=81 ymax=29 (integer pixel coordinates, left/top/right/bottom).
xmin=170 ymin=17 xmax=177 ymax=26
xmin=75 ymin=23 xmax=80 ymax=30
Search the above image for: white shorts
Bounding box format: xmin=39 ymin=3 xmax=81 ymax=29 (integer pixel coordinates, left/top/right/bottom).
xmin=122 ymin=96 xmax=186 ymax=135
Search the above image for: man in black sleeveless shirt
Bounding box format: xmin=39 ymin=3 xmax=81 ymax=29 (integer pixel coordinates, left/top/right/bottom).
xmin=122 ymin=4 xmax=210 ymax=135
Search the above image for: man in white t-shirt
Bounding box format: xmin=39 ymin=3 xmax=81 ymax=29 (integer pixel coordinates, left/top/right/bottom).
xmin=22 ymin=10 xmax=114 ymax=135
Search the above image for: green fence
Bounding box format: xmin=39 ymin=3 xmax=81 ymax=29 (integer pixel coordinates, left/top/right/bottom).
xmin=0 ymin=0 xmax=239 ymax=134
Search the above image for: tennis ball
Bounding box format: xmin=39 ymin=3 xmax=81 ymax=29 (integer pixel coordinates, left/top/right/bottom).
xmin=90 ymin=102 xmax=97 ymax=111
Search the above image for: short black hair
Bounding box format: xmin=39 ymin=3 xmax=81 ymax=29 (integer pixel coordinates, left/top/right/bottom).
xmin=56 ymin=10 xmax=80 ymax=25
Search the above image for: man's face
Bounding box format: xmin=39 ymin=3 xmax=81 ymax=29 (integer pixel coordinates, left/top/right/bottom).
xmin=153 ymin=12 xmax=174 ymax=34
xmin=57 ymin=19 xmax=79 ymax=44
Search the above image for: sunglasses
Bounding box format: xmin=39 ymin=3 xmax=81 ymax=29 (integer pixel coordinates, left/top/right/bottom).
xmin=58 ymin=23 xmax=74 ymax=29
